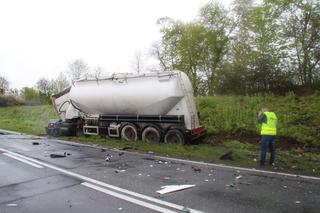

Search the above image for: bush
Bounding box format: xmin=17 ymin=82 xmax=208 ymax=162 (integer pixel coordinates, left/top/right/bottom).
xmin=0 ymin=95 xmax=25 ymax=107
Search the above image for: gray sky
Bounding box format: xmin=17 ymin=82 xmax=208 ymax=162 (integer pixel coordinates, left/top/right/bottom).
xmin=0 ymin=0 xmax=230 ymax=89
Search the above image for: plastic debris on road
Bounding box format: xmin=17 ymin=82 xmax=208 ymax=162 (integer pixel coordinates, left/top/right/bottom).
xmin=50 ymin=152 xmax=67 ymax=158
xmin=235 ymin=175 xmax=243 ymax=180
xmin=6 ymin=204 xmax=18 ymax=207
xmin=183 ymin=207 xmax=191 ymax=213
xmin=114 ymin=169 xmax=126 ymax=173
xmin=156 ymin=184 xmax=196 ymax=194
xmin=191 ymin=166 xmax=201 ymax=172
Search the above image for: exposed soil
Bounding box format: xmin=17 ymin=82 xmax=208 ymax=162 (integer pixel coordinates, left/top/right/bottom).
xmin=203 ymin=130 xmax=307 ymax=150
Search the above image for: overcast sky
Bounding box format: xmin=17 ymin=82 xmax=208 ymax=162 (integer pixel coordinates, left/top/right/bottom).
xmin=0 ymin=0 xmax=230 ymax=89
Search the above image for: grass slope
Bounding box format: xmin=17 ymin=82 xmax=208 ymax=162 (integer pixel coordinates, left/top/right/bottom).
xmin=0 ymin=94 xmax=319 ymax=175
xmin=0 ymin=105 xmax=56 ymax=135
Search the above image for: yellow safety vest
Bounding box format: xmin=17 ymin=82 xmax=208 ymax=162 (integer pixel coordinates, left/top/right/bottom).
xmin=261 ymin=112 xmax=277 ymax=135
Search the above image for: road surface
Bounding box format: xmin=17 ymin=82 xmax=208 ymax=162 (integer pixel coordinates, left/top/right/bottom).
xmin=0 ymin=131 xmax=319 ymax=213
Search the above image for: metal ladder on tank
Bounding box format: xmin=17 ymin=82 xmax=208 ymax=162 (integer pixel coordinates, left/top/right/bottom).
xmin=177 ymin=72 xmax=196 ymax=130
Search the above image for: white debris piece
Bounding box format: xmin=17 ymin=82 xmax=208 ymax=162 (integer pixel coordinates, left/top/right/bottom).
xmin=235 ymin=175 xmax=243 ymax=180
xmin=156 ymin=185 xmax=195 ymax=195
xmin=6 ymin=204 xmax=18 ymax=207
xmin=295 ymin=201 xmax=301 ymax=204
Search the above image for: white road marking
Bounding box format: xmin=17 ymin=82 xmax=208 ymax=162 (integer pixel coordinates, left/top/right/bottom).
xmin=82 ymin=182 xmax=178 ymax=213
xmin=3 ymin=153 xmax=43 ymax=169
xmin=0 ymin=147 xmax=204 ymax=213
xmin=158 ymin=156 xmax=320 ymax=181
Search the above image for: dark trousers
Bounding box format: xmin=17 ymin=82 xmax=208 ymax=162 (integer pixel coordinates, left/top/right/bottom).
xmin=260 ymin=135 xmax=276 ymax=166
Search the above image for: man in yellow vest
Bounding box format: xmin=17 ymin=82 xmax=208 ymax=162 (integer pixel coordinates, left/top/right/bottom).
xmin=258 ymin=107 xmax=278 ymax=166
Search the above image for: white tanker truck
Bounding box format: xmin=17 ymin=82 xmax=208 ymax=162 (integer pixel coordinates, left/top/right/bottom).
xmin=50 ymin=70 xmax=206 ymax=144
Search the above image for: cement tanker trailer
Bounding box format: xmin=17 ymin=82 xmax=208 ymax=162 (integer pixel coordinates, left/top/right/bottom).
xmin=50 ymin=70 xmax=206 ymax=144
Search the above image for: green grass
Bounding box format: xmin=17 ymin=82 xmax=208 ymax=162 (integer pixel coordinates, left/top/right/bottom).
xmin=0 ymin=94 xmax=319 ymax=175
xmin=197 ymin=91 xmax=320 ymax=148
xmin=0 ymin=105 xmax=56 ymax=135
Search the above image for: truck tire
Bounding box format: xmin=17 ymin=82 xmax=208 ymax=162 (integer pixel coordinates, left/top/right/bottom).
xmin=121 ymin=124 xmax=138 ymax=141
xmin=52 ymin=128 xmax=61 ymax=137
xmin=142 ymin=126 xmax=161 ymax=143
xmin=164 ymin=129 xmax=185 ymax=145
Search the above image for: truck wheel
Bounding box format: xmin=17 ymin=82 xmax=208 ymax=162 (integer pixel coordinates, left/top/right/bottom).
xmin=52 ymin=128 xmax=61 ymax=137
xmin=142 ymin=127 xmax=161 ymax=143
xmin=164 ymin=129 xmax=185 ymax=145
xmin=121 ymin=124 xmax=138 ymax=141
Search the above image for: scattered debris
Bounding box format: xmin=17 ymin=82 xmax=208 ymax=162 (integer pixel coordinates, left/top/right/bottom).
xmin=205 ymin=179 xmax=209 ymax=182
xmin=191 ymin=166 xmax=201 ymax=172
xmin=208 ymin=174 xmax=212 ymax=176
xmin=219 ymin=150 xmax=234 ymax=160
xmin=114 ymin=169 xmax=126 ymax=173
xmin=226 ymin=183 xmax=235 ymax=188
xmin=149 ymin=165 xmax=154 ymax=168
xmin=183 ymin=207 xmax=191 ymax=213
xmin=235 ymin=175 xmax=243 ymax=180
xmin=138 ymin=173 xmax=142 ymax=176
xmin=6 ymin=204 xmax=18 ymax=207
xmin=295 ymin=201 xmax=301 ymax=204
xmin=50 ymin=152 xmax=67 ymax=158
xmin=121 ymin=146 xmax=133 ymax=150
xmin=118 ymin=207 xmax=123 ymax=211
xmin=239 ymin=182 xmax=251 ymax=185
xmin=32 ymin=142 xmax=40 ymax=145
xmin=164 ymin=177 xmax=171 ymax=180
xmin=118 ymin=152 xmax=125 ymax=156
xmin=156 ymin=184 xmax=196 ymax=195
xmin=283 ymin=185 xmax=288 ymax=189
xmin=105 ymin=157 xmax=110 ymax=161
xmin=147 ymin=151 xmax=155 ymax=155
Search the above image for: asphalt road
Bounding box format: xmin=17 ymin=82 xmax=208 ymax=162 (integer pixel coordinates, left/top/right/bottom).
xmin=0 ymin=131 xmax=319 ymax=213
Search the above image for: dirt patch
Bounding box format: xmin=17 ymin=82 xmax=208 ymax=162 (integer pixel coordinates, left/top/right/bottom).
xmin=203 ymin=130 xmax=306 ymax=150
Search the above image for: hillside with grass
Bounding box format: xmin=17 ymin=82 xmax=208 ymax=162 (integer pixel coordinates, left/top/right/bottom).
xmin=0 ymin=93 xmax=319 ymax=174
xmin=198 ymin=92 xmax=320 ymax=149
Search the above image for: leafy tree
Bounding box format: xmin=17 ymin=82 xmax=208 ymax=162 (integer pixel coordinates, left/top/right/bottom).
xmin=20 ymin=87 xmax=40 ymax=105
xmin=0 ymin=75 xmax=9 ymax=94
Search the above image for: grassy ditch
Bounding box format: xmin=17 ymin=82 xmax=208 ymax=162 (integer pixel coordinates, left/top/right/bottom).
xmin=0 ymin=94 xmax=319 ymax=175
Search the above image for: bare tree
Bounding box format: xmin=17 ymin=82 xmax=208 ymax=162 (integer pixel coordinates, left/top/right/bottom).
xmin=94 ymin=66 xmax=105 ymax=78
xmin=150 ymin=40 xmax=171 ymax=71
xmin=53 ymin=72 xmax=70 ymax=93
xmin=131 ymin=50 xmax=144 ymax=74
xmin=67 ymin=59 xmax=89 ymax=80
xmin=0 ymin=75 xmax=9 ymax=94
